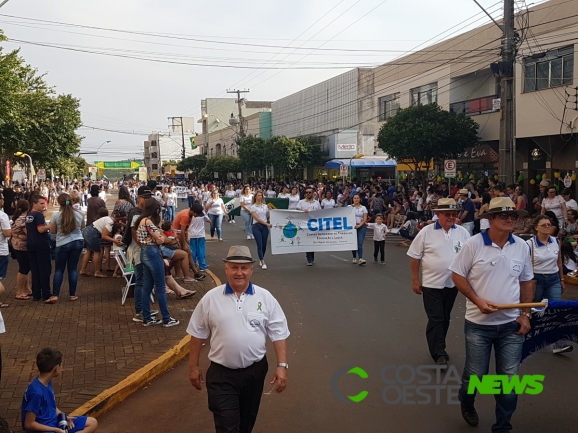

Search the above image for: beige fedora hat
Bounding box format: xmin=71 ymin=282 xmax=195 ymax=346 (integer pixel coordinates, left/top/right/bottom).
xmin=478 ymin=197 xmax=529 ymax=219
xmin=432 ymin=198 xmax=460 ymax=212
xmin=222 ymin=245 xmax=256 ymax=263
xmin=458 ymin=188 xmax=469 ymax=195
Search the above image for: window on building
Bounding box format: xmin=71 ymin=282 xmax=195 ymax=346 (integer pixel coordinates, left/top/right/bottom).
xmin=151 ymin=152 xmax=157 ymax=159
xmin=150 ymin=140 xmax=157 ymax=148
xmin=378 ymin=94 xmax=400 ymax=121
xmin=410 ymin=83 xmax=437 ymax=106
xmin=524 ymin=46 xmax=573 ymax=92
xmin=152 ymin=164 xmax=158 ymax=170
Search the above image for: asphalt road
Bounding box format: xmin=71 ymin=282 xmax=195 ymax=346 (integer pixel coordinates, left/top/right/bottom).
xmin=98 ymin=220 xmax=577 ymax=433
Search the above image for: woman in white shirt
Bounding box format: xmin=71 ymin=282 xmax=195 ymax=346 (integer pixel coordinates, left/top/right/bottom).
xmin=225 ymin=185 xmax=237 ymax=224
xmin=249 ymin=190 xmax=271 ymax=270
xmin=239 ymin=185 xmax=254 ymax=240
xmin=265 ymin=185 xmax=277 ymax=198
xmin=165 ymin=186 xmax=178 ymax=222
xmin=321 ymin=191 xmax=336 ymax=209
xmin=541 ymin=186 xmax=568 ymax=228
xmin=288 ymin=187 xmax=300 ymax=210
xmin=350 ymin=194 xmax=368 ymax=265
xmin=278 ymin=186 xmax=290 ymax=199
xmin=204 ymin=190 xmax=228 ymax=241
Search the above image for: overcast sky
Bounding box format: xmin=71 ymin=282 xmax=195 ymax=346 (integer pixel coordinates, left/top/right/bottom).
xmin=0 ymin=0 xmax=540 ymax=161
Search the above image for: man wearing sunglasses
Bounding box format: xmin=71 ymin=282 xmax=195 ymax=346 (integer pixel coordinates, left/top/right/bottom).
xmin=296 ymin=188 xmax=320 ymax=266
xmin=450 ymin=197 xmax=534 ymax=432
xmin=407 ymin=198 xmax=470 ymax=366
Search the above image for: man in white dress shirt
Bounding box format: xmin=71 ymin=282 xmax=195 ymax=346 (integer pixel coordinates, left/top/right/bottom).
xmin=188 ymin=245 xmax=290 ymax=433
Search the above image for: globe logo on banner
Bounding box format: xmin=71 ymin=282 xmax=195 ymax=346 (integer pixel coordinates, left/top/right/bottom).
xmin=283 ymin=222 xmax=298 ymax=239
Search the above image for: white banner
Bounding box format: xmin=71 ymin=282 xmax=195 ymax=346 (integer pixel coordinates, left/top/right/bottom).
xmin=270 ymin=207 xmax=357 ymax=255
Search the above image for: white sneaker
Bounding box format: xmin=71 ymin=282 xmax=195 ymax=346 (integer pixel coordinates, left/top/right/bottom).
xmin=232 ymin=220 xmax=236 ymax=224
xmin=261 ymin=263 xmax=267 ymax=270
xmin=553 ymin=345 xmax=573 ymax=354
xmin=247 ymin=235 xmax=251 ymax=240
xmin=352 ymin=258 xmax=358 ymax=264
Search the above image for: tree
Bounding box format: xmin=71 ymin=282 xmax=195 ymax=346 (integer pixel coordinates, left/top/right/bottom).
xmin=202 ymin=155 xmax=242 ymax=180
xmin=265 ymin=136 xmax=303 ymax=177
xmin=377 ymin=104 xmax=479 ymax=187
xmin=177 ymin=155 xmax=207 ymax=177
xmin=162 ymin=159 xmax=179 ymax=167
xmin=0 ymin=30 xmax=83 ymax=173
xmin=295 ymin=135 xmax=322 ymax=169
xmin=237 ymin=136 xmax=267 ymax=173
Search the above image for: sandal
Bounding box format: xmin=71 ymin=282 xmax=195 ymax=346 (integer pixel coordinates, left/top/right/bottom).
xmin=69 ymin=296 xmax=79 ymax=301
xmin=183 ymin=278 xmax=197 ymax=283
xmin=0 ymin=303 xmax=9 ymax=308
xmin=15 ymin=296 xmax=31 ymax=300
xmin=44 ymin=296 xmax=59 ymax=304
xmin=94 ymin=273 xmax=108 ymax=278
xmin=80 ymin=271 xmax=93 ymax=277
xmin=178 ymin=290 xmax=196 ymax=299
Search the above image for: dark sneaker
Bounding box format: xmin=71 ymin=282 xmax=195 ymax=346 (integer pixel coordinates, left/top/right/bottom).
xmin=143 ymin=319 xmax=162 ymax=327
xmin=133 ymin=313 xmax=143 ymax=323
xmin=461 ymin=405 xmax=479 ymax=426
xmin=163 ymin=318 xmax=180 ymax=327
xmin=194 ymin=273 xmax=206 ymax=280
xmin=435 ymin=357 xmax=448 ymax=366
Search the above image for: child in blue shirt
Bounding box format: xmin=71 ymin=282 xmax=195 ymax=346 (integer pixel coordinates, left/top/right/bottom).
xmin=22 ymin=348 xmax=98 ymax=433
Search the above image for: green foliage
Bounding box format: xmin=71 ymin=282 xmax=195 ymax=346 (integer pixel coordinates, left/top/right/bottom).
xmin=177 ymin=154 xmax=207 ymax=174
xmin=237 ymin=135 xmax=267 ymax=172
xmin=0 ymin=30 xmax=82 ymax=170
xmin=200 ymin=155 xmax=242 ymax=180
xmin=162 ymin=159 xmax=179 ymax=167
xmin=52 ymin=156 xmax=89 ymax=179
xmin=236 ymin=135 xmax=322 ymax=177
xmin=377 ymin=104 xmax=479 ymax=184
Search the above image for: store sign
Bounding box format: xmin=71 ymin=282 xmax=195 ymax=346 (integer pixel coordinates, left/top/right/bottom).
xmin=457 ymin=144 xmax=499 ymax=163
xmin=335 ymin=143 xmax=357 ymax=158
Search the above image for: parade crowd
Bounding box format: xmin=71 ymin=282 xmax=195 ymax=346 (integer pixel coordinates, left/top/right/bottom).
xmin=0 ymin=174 xmax=576 ymax=433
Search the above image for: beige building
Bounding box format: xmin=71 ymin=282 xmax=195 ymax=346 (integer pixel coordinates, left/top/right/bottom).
xmin=196 ymin=99 xmax=272 ymax=157
xmin=372 ymin=0 xmax=577 ymax=191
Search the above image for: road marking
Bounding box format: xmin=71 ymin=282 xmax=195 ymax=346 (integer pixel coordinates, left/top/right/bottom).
xmin=330 ymin=255 xmax=349 ymax=262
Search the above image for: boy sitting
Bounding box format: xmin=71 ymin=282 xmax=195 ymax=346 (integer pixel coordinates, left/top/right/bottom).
xmin=22 ymin=348 xmax=98 ymax=433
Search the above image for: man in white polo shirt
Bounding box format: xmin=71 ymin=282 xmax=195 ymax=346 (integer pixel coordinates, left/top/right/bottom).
xmin=408 ymin=198 xmax=470 ymax=366
xmin=187 ymin=245 xmax=290 ymax=433
xmin=450 ymin=197 xmax=534 ymax=432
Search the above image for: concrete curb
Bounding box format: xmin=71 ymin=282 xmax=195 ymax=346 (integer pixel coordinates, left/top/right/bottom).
xmin=70 ymin=269 xmax=221 ymax=419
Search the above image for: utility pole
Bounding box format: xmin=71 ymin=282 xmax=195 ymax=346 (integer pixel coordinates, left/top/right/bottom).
xmin=168 ymin=117 xmax=186 ymax=159
xmin=227 ymin=89 xmax=249 ymax=138
xmin=498 ymin=0 xmax=516 ymax=185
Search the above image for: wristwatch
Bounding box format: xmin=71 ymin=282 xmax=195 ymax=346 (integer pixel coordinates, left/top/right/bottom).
xmin=520 ymin=311 xmax=532 ymax=319
xmin=277 ymin=363 xmax=289 ymax=369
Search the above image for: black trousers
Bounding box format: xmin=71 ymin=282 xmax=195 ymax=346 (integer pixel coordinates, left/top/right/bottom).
xmin=373 ymin=240 xmax=385 ymax=261
xmin=207 ymin=357 xmax=268 ymax=433
xmin=28 ymin=249 xmax=52 ymax=301
xmin=422 ymin=287 xmax=458 ymax=361
xmin=305 ymin=252 xmax=315 ymax=263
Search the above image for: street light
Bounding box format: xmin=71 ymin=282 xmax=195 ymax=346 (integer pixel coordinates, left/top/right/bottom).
xmin=14 ymin=152 xmax=35 ymax=187
xmin=96 ymin=140 xmax=111 ymax=171
xmin=349 ymin=153 xmax=364 ymax=181
xmin=0 ymin=0 xmax=12 ymax=9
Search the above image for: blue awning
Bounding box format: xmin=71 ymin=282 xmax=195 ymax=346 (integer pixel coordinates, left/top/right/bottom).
xmin=325 ymin=158 xmax=397 ymax=168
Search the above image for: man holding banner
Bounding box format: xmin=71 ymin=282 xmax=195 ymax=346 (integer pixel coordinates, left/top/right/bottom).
xmin=296 ymin=187 xmax=321 ymax=266
xmin=450 ymin=197 xmax=534 ymax=431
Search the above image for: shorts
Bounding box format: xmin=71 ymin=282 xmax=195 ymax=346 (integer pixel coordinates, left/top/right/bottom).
xmin=159 ymin=245 xmax=176 ymax=260
xmin=82 ymin=225 xmax=102 ymax=253
xmin=68 ymin=415 xmax=87 ymax=433
xmin=0 ymin=255 xmax=8 ymax=279
xmin=15 ymin=250 xmax=30 ymax=275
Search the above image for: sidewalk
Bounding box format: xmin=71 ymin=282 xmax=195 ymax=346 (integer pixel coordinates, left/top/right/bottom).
xmin=0 ymin=193 xmax=217 ymax=432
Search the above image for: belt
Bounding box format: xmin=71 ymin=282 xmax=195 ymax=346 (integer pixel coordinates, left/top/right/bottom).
xmin=534 ymin=273 xmax=557 ymax=278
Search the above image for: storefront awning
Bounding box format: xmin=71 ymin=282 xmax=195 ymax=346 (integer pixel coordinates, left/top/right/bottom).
xmin=325 ymin=158 xmax=397 ymax=168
